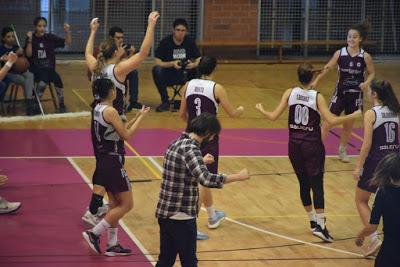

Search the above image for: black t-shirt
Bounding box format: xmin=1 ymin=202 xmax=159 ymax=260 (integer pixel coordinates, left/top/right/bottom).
xmin=370 ymin=186 xmax=400 ymax=243
xmin=155 ymin=35 xmax=200 ymax=62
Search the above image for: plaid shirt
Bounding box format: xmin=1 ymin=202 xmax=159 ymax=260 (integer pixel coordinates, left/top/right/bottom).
xmin=156 ymin=133 xmax=226 ymax=219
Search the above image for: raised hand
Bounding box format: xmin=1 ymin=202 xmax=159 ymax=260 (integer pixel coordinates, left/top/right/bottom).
xmin=203 ymin=153 xmax=215 ymax=165
xmin=148 ymin=11 xmax=160 ymax=26
xmin=64 ymin=23 xmax=71 ymax=32
xmin=90 ymin=18 xmax=100 ymax=31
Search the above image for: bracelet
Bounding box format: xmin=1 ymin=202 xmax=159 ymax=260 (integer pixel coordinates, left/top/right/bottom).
xmin=5 ymin=61 xmax=13 ymax=68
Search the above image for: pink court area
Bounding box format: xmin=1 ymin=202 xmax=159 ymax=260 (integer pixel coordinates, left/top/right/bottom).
xmin=0 ymin=128 xmax=363 ymax=157
xmin=0 ymin=158 xmax=153 ymax=267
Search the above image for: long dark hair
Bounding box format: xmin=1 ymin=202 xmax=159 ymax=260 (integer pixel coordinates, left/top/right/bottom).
xmin=350 ymin=18 xmax=371 ymax=44
xmin=370 ymin=153 xmax=400 ymax=189
xmin=187 ymin=112 xmax=221 ymax=137
xmin=371 ymin=80 xmax=400 ymax=113
xmin=93 ymin=37 xmax=117 ymax=77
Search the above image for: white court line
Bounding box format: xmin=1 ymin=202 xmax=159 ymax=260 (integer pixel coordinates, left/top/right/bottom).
xmin=0 ymin=155 xmax=358 ymax=159
xmin=147 ymin=158 xmax=363 ymax=258
xmin=0 ymin=111 xmax=90 ymax=122
xmin=66 ymin=157 xmax=156 ymax=266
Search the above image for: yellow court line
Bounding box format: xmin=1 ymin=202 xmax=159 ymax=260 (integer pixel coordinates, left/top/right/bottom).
xmin=72 ymin=89 xmax=161 ymax=179
xmin=72 ymin=89 xmax=91 ymax=108
xmin=351 ymin=131 xmax=364 ymax=142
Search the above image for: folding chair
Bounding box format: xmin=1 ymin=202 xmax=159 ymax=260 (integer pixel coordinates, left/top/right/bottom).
xmin=33 ymin=82 xmax=58 ymax=115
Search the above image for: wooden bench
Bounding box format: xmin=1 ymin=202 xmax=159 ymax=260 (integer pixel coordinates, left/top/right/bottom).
xmin=197 ymin=40 xmax=376 ymax=62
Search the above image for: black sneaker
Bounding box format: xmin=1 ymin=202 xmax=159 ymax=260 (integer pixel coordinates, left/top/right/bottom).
xmin=82 ymin=231 xmax=101 ymax=254
xmin=310 ymin=220 xmax=318 ymax=232
xmin=105 ymin=244 xmax=132 ymax=257
xmin=155 ymin=102 xmax=170 ymax=112
xmin=312 ymin=225 xmax=334 ymax=243
xmin=127 ymin=102 xmax=143 ymax=112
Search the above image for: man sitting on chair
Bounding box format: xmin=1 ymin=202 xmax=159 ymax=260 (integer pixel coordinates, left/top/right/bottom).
xmin=152 ymin=18 xmax=201 ymax=112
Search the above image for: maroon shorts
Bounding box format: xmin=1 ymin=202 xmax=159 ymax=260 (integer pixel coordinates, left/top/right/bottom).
xmin=201 ymin=135 xmax=219 ymax=174
xmin=358 ymin=158 xmax=379 ymax=193
xmin=289 ymin=140 xmax=325 ymax=177
xmin=92 ymin=154 xmax=131 ymax=194
xmin=329 ymin=88 xmax=363 ymax=115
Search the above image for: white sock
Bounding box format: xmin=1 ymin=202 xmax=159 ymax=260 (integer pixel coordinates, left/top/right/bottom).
xmin=316 ymin=213 xmax=326 ymax=229
xmin=92 ymin=218 xmax=110 ymax=236
xmin=307 ymin=211 xmax=316 ymax=222
xmin=206 ymin=206 xmax=216 ymax=219
xmin=107 ymin=227 xmax=118 ymax=247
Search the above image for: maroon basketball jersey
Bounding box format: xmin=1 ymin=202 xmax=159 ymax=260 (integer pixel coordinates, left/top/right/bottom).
xmin=288 ymin=87 xmax=321 ymax=142
xmin=336 ymin=47 xmax=366 ymax=93
xmin=91 ymin=103 xmax=125 ymax=156
xmin=366 ymin=105 xmax=400 ymax=162
xmin=185 ymin=78 xmax=218 ymax=123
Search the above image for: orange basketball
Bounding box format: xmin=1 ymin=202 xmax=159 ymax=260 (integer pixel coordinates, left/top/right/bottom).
xmin=11 ymin=56 xmax=30 ymax=74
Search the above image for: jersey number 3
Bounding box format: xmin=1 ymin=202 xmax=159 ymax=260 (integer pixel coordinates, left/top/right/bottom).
xmin=294 ymin=105 xmax=309 ymax=125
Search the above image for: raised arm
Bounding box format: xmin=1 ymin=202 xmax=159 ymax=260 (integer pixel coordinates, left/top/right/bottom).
xmin=353 ymin=110 xmax=374 ymax=180
xmin=359 ymin=52 xmax=375 ymax=92
xmin=25 ymin=31 xmax=33 ymax=58
xmin=255 ymin=88 xmax=291 ymax=121
xmin=85 ymin=18 xmax=99 ymax=71
xmin=114 ymin=11 xmax=159 ymax=80
xmin=310 ymin=50 xmax=340 ymax=88
xmin=215 ymin=84 xmax=244 ymax=118
xmin=317 ymin=93 xmax=361 ymax=126
xmin=104 ymin=105 xmax=150 ymax=141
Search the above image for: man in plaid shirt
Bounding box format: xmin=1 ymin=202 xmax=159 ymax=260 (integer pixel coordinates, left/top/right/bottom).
xmin=155 ymin=113 xmax=249 ymax=267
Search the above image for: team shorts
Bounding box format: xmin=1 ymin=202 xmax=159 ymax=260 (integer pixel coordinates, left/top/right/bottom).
xmin=288 ymin=140 xmax=325 ymax=177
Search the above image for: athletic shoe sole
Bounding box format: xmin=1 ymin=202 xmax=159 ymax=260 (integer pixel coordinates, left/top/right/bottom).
xmin=0 ymin=203 xmax=22 ymax=214
xmin=82 ymin=231 xmax=101 ymax=254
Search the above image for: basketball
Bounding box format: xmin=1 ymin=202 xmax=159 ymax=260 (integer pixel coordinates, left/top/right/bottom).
xmin=11 ymin=56 xmax=30 ymax=74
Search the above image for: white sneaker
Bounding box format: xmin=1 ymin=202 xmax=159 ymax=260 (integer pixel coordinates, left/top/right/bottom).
xmin=364 ymin=237 xmax=382 ymax=257
xmin=338 ymin=144 xmax=350 ymax=163
xmin=97 ymin=204 xmax=109 ymax=217
xmin=0 ymin=198 xmax=22 ymax=214
xmin=207 ymin=210 xmax=226 ymax=229
xmin=82 ymin=210 xmax=102 ymax=226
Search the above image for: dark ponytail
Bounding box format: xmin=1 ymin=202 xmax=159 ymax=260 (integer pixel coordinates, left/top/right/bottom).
xmin=370 ymin=80 xmax=400 ymax=113
xmin=91 ymin=78 xmax=114 ymax=108
xmin=350 ymin=18 xmax=371 ymax=44
xmin=370 ymin=153 xmax=400 ymax=189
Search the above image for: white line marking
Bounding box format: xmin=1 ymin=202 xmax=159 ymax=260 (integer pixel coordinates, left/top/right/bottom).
xmin=148 ymin=157 xmax=163 ymax=172
xmin=224 ymin=216 xmax=363 ymax=257
xmin=0 ymin=111 xmax=90 ymax=122
xmin=145 ymin=157 xmax=363 ymax=258
xmin=66 ymin=157 xmax=156 ymax=265
xmin=0 ymin=155 xmax=357 ymax=159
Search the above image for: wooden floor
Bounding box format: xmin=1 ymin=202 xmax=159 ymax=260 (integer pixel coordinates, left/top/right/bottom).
xmin=2 ymin=61 xmax=400 ymax=266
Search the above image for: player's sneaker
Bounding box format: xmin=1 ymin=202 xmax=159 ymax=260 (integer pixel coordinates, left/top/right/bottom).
xmin=0 ymin=198 xmax=21 ymax=214
xmin=97 ymin=204 xmax=109 ymax=217
xmin=338 ymin=144 xmax=350 ymax=163
xmin=310 ymin=220 xmax=318 ymax=232
xmin=207 ymin=210 xmax=226 ymax=229
xmin=82 ymin=231 xmax=101 ymax=254
xmin=364 ymin=237 xmax=382 ymax=257
xmin=105 ymin=244 xmax=132 ymax=256
xmin=82 ymin=210 xmax=102 ymax=226
xmin=312 ymin=225 xmax=334 ymax=243
xmin=197 ymin=230 xmax=209 ymax=240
